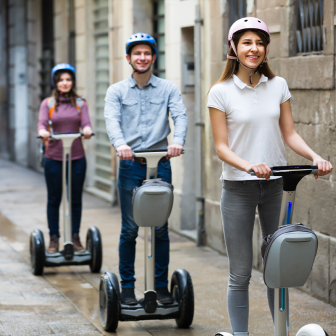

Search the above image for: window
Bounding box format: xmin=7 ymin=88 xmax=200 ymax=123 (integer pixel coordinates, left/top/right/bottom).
xmin=229 ymin=0 xmax=246 ymax=26
xmin=223 ymin=0 xmax=247 ymax=58
xmin=295 ymin=0 xmax=324 ymax=54
xmin=153 ymin=0 xmax=165 ymax=78
xmin=92 ymin=0 xmax=112 ymax=197
xmin=40 ymin=0 xmax=54 ymax=100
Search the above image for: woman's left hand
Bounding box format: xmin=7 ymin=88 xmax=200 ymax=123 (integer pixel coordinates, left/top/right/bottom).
xmin=83 ymin=126 xmax=93 ymax=139
xmin=313 ymin=156 xmax=333 ymax=179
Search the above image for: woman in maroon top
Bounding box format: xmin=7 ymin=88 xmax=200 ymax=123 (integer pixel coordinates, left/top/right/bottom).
xmin=38 ymin=63 xmax=92 ymax=253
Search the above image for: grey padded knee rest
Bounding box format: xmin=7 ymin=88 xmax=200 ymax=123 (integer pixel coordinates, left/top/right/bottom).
xmin=132 ymin=180 xmax=174 ymax=227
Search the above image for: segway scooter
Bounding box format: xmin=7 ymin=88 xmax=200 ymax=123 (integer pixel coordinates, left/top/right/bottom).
xmin=30 ymin=132 xmax=102 ymax=275
xmin=99 ymin=150 xmax=194 ymax=331
xmin=216 ymin=165 xmax=329 ymax=336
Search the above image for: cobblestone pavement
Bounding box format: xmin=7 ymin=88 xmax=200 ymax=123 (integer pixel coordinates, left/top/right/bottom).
xmin=0 ymin=158 xmax=336 ymax=336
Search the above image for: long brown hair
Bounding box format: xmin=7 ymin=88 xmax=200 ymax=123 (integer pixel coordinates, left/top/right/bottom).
xmin=51 ymin=70 xmax=82 ymax=110
xmin=214 ymin=29 xmax=275 ymax=86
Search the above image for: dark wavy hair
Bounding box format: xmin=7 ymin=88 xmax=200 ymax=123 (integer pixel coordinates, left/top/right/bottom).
xmin=51 ymin=70 xmax=82 ymax=110
xmin=213 ymin=29 xmax=275 ymax=86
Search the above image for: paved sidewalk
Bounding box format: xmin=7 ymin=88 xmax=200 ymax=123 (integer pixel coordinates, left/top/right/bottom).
xmin=0 ymin=158 xmax=336 ymax=336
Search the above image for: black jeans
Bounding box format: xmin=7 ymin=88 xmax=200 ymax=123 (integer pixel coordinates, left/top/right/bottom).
xmin=44 ymin=157 xmax=86 ymax=238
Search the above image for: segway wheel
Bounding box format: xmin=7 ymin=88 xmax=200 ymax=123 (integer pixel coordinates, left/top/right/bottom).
xmin=99 ymin=272 xmax=120 ymax=331
xmin=170 ymin=269 xmax=194 ymax=328
xmin=30 ymin=229 xmax=45 ymax=275
xmin=86 ymin=226 xmax=102 ymax=273
xmin=296 ymin=324 xmax=329 ymax=336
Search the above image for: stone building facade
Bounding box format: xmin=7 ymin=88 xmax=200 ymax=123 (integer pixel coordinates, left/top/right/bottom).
xmin=0 ymin=0 xmax=335 ymax=305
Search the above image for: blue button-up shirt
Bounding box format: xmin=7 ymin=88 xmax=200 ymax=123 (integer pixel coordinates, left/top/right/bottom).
xmin=104 ymin=74 xmax=188 ymax=150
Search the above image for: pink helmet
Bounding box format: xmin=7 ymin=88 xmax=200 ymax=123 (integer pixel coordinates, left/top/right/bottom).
xmin=227 ymin=17 xmax=271 ymax=84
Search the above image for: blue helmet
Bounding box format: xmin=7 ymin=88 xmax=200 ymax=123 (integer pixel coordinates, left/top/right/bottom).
xmin=51 ymin=63 xmax=76 ymax=87
xmin=126 ymin=32 xmax=157 ymax=56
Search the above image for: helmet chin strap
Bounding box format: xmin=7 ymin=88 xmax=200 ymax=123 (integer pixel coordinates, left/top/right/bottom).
xmin=227 ymin=40 xmax=267 ymax=85
xmin=129 ymin=61 xmax=152 ymax=75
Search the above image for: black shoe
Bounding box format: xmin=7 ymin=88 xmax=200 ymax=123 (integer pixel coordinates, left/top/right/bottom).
xmin=156 ymin=287 xmax=174 ymax=304
xmin=120 ymin=288 xmax=138 ymax=305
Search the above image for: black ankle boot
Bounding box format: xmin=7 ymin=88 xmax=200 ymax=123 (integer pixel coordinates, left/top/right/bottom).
xmin=156 ymin=287 xmax=174 ymax=304
xmin=120 ymin=288 xmax=138 ymax=305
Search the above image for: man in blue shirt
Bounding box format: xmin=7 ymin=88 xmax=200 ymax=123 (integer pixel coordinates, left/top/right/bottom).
xmin=104 ymin=33 xmax=188 ymax=305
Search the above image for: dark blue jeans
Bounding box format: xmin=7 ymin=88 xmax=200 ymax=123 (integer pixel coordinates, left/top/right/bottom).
xmin=44 ymin=157 xmax=86 ymax=238
xmin=117 ymin=159 xmax=172 ymax=289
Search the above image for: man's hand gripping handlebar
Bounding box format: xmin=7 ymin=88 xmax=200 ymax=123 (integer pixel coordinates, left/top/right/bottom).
xmin=116 ymin=144 xmax=184 ymax=161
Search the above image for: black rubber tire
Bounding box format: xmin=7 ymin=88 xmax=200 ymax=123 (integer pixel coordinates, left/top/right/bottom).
xmin=30 ymin=229 xmax=45 ymax=275
xmin=171 ymin=270 xmax=194 ymax=328
xmin=99 ymin=273 xmax=120 ymax=331
xmin=86 ymin=226 xmax=102 ymax=273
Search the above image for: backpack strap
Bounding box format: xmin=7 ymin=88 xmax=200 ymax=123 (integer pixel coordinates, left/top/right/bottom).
xmin=47 ymin=96 xmax=82 ymax=122
xmin=76 ymin=97 xmax=83 ymax=117
xmin=46 ymin=97 xmax=55 ymax=135
xmin=47 ymin=97 xmax=55 ymax=120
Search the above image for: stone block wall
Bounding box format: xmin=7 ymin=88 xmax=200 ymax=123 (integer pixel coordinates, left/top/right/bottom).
xmin=26 ymin=0 xmax=42 ymax=171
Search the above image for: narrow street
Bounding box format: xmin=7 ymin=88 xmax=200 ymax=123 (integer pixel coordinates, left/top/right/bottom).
xmin=0 ymin=158 xmax=335 ymax=336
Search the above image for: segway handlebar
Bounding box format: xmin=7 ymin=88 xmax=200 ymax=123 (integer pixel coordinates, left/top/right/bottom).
xmin=37 ymin=132 xmax=95 ymax=139
xmin=116 ymin=149 xmax=185 ymax=157
xmin=250 ymin=165 xmax=318 ymax=176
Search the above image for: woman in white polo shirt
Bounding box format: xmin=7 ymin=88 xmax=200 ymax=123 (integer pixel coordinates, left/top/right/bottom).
xmin=207 ymin=18 xmax=333 ymax=336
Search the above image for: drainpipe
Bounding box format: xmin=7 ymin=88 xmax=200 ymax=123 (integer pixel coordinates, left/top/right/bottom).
xmin=194 ymin=2 xmax=205 ymax=246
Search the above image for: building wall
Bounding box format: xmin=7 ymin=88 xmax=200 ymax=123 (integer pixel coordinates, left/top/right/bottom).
xmin=165 ymin=0 xmax=197 ymax=232
xmin=0 ymin=0 xmax=9 ymax=159
xmin=73 ymin=0 xmax=95 ymax=188
xmin=27 ymin=0 xmax=42 ymax=171
xmin=0 ymin=0 xmax=42 ymax=169
xmin=110 ymin=0 xmax=133 ymax=83
xmin=203 ymin=0 xmax=226 ymax=253
xmin=54 ymin=0 xmax=69 ymax=64
xmin=7 ymin=0 xmax=29 ymax=165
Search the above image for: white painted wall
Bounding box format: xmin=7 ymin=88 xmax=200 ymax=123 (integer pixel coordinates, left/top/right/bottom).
xmin=165 ymin=0 xmax=197 ymax=231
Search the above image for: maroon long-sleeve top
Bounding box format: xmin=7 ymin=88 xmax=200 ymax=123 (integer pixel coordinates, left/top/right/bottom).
xmin=37 ymin=97 xmax=92 ymax=161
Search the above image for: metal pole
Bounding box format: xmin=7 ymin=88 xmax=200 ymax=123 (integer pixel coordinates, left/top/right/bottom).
xmin=144 ymin=227 xmax=155 ymax=292
xmin=194 ymin=3 xmax=205 ymax=246
xmin=274 ymin=288 xmax=289 ymax=336
xmin=63 ymin=147 xmax=72 ymax=245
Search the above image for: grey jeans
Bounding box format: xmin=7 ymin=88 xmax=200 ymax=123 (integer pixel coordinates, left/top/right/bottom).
xmin=220 ymin=179 xmax=283 ymax=334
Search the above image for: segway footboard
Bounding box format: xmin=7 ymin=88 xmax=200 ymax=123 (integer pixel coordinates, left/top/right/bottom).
xmin=44 ymin=250 xmax=92 ymax=267
xmin=120 ymin=301 xmax=180 ymax=321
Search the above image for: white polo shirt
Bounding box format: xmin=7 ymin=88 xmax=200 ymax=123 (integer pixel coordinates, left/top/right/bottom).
xmin=207 ymin=74 xmax=291 ymax=181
